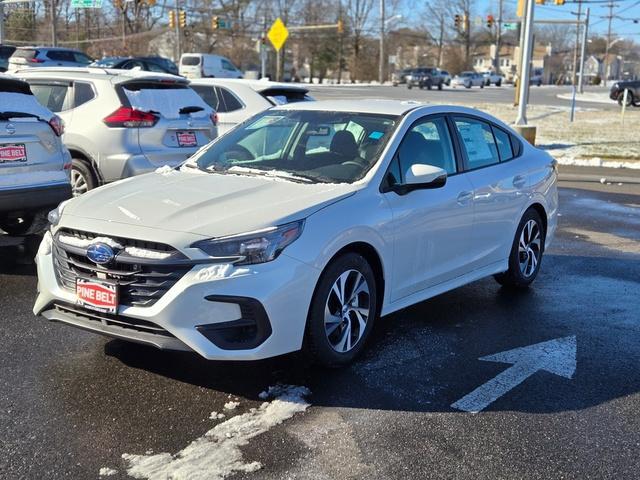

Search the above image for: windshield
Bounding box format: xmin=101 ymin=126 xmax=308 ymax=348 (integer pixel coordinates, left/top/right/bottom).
xmin=191 ymin=110 xmax=398 ymax=184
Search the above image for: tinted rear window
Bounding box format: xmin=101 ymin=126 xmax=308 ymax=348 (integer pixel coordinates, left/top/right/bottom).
xmin=0 ymin=77 xmax=32 ymax=94
xmin=12 ymin=49 xmax=37 ymax=59
xmin=181 ymin=56 xmax=200 ymax=66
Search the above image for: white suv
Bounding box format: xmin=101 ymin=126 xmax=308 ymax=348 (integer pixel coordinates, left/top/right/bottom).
xmin=18 ymin=68 xmax=217 ymax=195
xmin=33 ymin=100 xmax=557 ymax=366
xmin=0 ymin=75 xmax=71 ymax=235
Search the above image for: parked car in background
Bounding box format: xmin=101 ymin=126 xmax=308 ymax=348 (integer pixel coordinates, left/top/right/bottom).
xmin=0 ymin=45 xmax=17 ymax=72
xmin=91 ymin=56 xmax=179 ymax=75
xmin=8 ymin=47 xmax=93 ymax=72
xmin=191 ymin=78 xmax=314 ymax=135
xmin=392 ymin=68 xmax=414 ymax=86
xmin=438 ymin=69 xmax=451 ymax=86
xmin=0 ymin=75 xmax=71 ymax=235
xmin=179 ymin=53 xmax=243 ymax=79
xmin=609 ymin=80 xmax=640 ymax=106
xmin=451 ymin=71 xmax=485 ymax=89
xmin=481 ymin=71 xmax=503 ymax=86
xmin=33 ymin=100 xmax=557 ymax=367
xmin=407 ymin=67 xmax=443 ymax=90
xmin=17 ymin=68 xmax=217 ymax=196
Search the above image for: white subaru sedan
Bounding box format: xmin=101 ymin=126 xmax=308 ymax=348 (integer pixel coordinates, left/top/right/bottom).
xmin=34 ymin=100 xmax=558 ymax=366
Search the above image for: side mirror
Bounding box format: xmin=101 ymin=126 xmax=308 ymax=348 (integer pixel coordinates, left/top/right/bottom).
xmin=404 ymin=163 xmax=447 ymax=188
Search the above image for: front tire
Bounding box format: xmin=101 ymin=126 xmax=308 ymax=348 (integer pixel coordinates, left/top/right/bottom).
xmin=618 ymin=91 xmax=634 ymax=107
xmin=494 ymin=209 xmax=545 ymax=288
xmin=304 ymin=253 xmax=378 ymax=367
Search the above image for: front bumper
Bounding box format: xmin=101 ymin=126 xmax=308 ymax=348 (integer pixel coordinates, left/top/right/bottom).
xmin=34 ymin=242 xmax=320 ymax=360
xmin=0 ymin=182 xmax=71 ymax=215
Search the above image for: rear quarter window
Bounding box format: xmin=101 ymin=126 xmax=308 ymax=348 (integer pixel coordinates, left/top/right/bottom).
xmin=73 ymin=82 xmax=95 ymax=108
xmin=11 ymin=49 xmax=37 ymax=60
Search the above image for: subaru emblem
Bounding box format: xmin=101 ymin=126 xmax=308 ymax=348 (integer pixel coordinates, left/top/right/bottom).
xmin=86 ymin=243 xmax=115 ymax=265
xmin=5 ymin=124 xmax=15 ymax=135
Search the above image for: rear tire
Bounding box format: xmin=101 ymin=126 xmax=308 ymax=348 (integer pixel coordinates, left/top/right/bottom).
xmin=304 ymin=253 xmax=378 ymax=367
xmin=496 ymin=80 xmax=502 ymax=87
xmin=71 ymin=159 xmax=97 ymax=196
xmin=0 ymin=215 xmax=34 ymax=236
xmin=494 ymin=209 xmax=545 ymax=289
xmin=437 ymin=82 xmax=443 ymax=91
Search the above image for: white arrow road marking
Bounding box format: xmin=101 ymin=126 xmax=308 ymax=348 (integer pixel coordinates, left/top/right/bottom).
xmin=451 ymin=336 xmax=577 ymax=413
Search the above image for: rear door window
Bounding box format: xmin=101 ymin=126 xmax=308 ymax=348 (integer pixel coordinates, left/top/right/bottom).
xmin=453 ymin=117 xmax=500 ymax=170
xmin=29 ymin=83 xmax=72 ymax=112
xmin=181 ymin=56 xmax=201 ymax=66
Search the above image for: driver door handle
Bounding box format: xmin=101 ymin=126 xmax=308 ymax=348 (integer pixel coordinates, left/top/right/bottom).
xmin=457 ymin=191 xmax=473 ymax=205
xmin=513 ymin=175 xmax=527 ymax=188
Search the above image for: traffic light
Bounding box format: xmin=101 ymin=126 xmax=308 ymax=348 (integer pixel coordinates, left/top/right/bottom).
xmin=212 ymin=16 xmax=219 ymax=30
xmin=146 ymin=0 xmax=156 ymax=5
xmin=486 ymin=14 xmax=494 ymax=29
xmin=535 ymin=0 xmax=545 ymax=4
xmin=337 ymin=19 xmax=344 ymax=34
xmin=454 ymin=14 xmax=461 ymax=29
xmin=168 ymin=10 xmax=175 ymax=29
xmin=179 ymin=10 xmax=186 ymax=28
xmin=554 ymin=0 xmax=565 ymax=4
xmin=462 ymin=14 xmax=468 ymax=32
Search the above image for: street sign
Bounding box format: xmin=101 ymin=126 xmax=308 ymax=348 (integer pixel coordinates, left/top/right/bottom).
xmin=267 ymin=17 xmax=288 ymax=52
xmin=71 ymin=0 xmax=102 ymax=7
xmin=503 ymin=22 xmax=518 ymax=30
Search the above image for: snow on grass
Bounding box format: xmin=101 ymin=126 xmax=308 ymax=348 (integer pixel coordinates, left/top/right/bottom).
xmin=99 ymin=467 xmax=118 ymax=476
xmin=209 ymin=411 xmax=226 ymax=420
xmin=224 ymin=401 xmax=240 ymax=411
xmin=556 ymin=91 xmax=612 ymax=104
xmin=120 ymin=385 xmax=311 ymax=480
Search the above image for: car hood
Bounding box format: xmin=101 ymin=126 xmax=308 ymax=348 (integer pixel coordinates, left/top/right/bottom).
xmin=63 ymin=170 xmax=356 ymax=238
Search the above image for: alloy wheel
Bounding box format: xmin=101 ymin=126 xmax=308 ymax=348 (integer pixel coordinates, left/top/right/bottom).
xmin=70 ymin=168 xmax=89 ymax=196
xmin=519 ymin=219 xmax=542 ymax=277
xmin=324 ymin=269 xmax=371 ymax=353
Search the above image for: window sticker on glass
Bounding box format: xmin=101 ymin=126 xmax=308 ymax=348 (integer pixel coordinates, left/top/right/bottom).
xmin=306 ymin=126 xmax=331 ymax=136
xmin=457 ymin=123 xmax=493 ymax=164
xmin=246 ymin=115 xmax=287 ymax=130
xmin=369 ymin=131 xmax=384 ymax=140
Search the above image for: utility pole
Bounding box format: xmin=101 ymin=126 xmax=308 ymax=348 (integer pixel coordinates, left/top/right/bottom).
xmin=174 ymin=1 xmax=181 ymax=61
xmin=51 ymin=0 xmax=57 ymax=46
xmin=495 ymin=0 xmax=503 ymax=73
xmin=515 ymin=0 xmax=535 ymax=125
xmin=578 ymin=8 xmax=590 ymax=93
xmin=379 ymin=0 xmax=385 ymax=84
xmin=603 ymin=1 xmax=616 ymax=87
xmin=571 ymin=0 xmax=582 ymax=86
xmin=438 ymin=15 xmax=444 ymax=68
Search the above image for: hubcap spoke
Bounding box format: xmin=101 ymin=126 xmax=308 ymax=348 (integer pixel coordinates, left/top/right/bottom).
xmin=519 ymin=220 xmax=542 ymax=277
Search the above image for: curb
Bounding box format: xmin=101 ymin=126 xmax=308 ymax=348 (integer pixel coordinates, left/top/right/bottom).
xmin=559 ymin=173 xmax=640 ymax=184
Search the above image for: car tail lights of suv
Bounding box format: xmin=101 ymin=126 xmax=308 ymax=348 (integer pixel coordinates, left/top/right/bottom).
xmin=103 ymin=107 xmax=159 ymax=128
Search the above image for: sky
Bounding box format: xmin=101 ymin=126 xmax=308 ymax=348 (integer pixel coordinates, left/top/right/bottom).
xmin=397 ymin=0 xmax=640 ymax=40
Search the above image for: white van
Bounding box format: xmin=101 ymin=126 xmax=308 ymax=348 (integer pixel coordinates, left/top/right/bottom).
xmin=179 ymin=54 xmax=243 ymax=79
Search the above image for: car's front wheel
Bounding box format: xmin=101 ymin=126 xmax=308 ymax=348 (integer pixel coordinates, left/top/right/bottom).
xmin=494 ymin=209 xmax=545 ymax=288
xmin=618 ymin=91 xmax=634 ymax=107
xmin=304 ymin=253 xmax=378 ymax=367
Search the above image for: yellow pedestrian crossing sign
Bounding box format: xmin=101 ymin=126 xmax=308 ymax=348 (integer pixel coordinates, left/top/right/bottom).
xmin=267 ymin=17 xmax=289 ymax=52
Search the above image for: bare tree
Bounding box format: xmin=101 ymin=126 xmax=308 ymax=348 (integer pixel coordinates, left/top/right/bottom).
xmin=345 ymin=0 xmax=374 ymax=81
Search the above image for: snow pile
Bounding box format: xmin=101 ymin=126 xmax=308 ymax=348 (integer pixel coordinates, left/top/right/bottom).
xmin=121 ymin=384 xmax=311 ymax=480
xmin=124 ymin=87 xmax=212 ymax=120
xmin=124 ymin=246 xmax=173 ymax=260
xmin=224 ymin=401 xmax=240 ymax=411
xmin=556 ymin=91 xmax=612 ymax=105
xmin=209 ymin=412 xmax=225 ymax=420
xmin=99 ymin=467 xmax=118 ymax=476
xmin=37 ymin=231 xmax=53 ymax=256
xmin=194 ymin=264 xmax=252 ymax=281
xmin=0 ymin=92 xmax=54 ymax=120
xmin=554 ymin=155 xmax=640 ymax=170
xmin=57 ymin=235 xmax=124 ymax=249
xmin=155 ymin=165 xmax=177 ymax=176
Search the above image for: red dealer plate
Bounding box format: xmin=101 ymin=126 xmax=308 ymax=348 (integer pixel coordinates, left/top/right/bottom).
xmin=0 ymin=144 xmax=27 ymax=163
xmin=76 ymin=278 xmax=118 ymax=314
xmin=176 ymin=131 xmax=197 ymax=147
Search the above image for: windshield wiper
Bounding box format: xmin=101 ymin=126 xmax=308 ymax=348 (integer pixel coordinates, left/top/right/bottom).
xmin=0 ymin=112 xmax=41 ymax=121
xmin=180 ymin=106 xmax=204 ymax=115
xmin=227 ymin=166 xmax=314 ymax=183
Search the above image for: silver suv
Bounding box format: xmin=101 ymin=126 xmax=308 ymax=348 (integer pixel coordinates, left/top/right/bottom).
xmin=18 ymin=68 xmax=218 ymax=195
xmin=8 ymin=47 xmax=93 ymax=72
xmin=0 ymin=75 xmax=71 ymax=235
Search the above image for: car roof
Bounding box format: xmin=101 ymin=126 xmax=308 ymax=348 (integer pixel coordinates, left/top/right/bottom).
xmin=190 ymin=78 xmax=308 ymax=94
xmin=15 ymin=66 xmax=185 ymax=81
xmin=15 ymin=46 xmax=81 ymax=52
xmin=273 ymin=99 xmax=423 ymax=115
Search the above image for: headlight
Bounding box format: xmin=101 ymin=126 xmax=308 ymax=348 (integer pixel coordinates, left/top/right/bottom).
xmin=192 ymin=220 xmax=305 ymax=265
xmin=47 ymin=199 xmax=71 ymax=227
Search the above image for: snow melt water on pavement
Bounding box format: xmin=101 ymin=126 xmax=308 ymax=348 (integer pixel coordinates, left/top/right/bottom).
xmin=120 ymin=385 xmax=311 ymax=480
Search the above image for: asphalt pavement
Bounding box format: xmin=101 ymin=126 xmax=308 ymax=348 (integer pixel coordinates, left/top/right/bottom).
xmin=1 ymin=167 xmax=639 ymax=479
xmin=307 ymin=84 xmax=620 ymax=111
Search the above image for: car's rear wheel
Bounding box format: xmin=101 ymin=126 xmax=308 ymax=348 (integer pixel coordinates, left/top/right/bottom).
xmin=304 ymin=253 xmax=378 ymax=367
xmin=496 ymin=80 xmax=502 ymax=87
xmin=437 ymin=82 xmax=443 ymax=90
xmin=0 ymin=215 xmax=34 ymax=236
xmin=71 ymin=159 xmax=96 ymax=196
xmin=494 ymin=209 xmax=545 ymax=288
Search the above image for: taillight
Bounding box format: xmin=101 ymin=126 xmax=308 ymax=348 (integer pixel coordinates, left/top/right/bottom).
xmin=63 ymin=162 xmax=72 ymax=170
xmin=28 ymin=58 xmax=44 ymax=63
xmin=48 ymin=115 xmax=64 ymax=136
xmin=210 ymin=112 xmax=218 ymax=126
xmin=103 ymin=107 xmax=158 ymax=128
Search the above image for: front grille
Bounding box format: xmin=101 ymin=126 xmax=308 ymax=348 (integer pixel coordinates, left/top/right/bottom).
xmin=53 ymin=228 xmax=192 ymax=308
xmin=53 ymin=303 xmax=174 ymax=337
